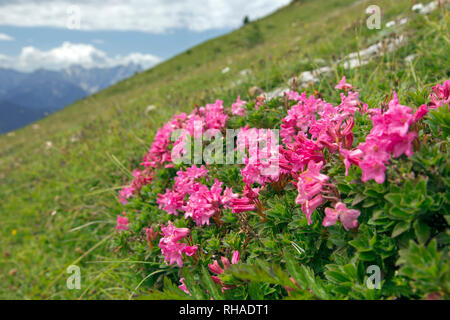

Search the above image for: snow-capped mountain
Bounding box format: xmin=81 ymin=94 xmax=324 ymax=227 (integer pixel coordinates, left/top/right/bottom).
xmin=61 ymin=63 xmax=143 ymax=94
xmin=0 ymin=63 xmax=143 ymax=133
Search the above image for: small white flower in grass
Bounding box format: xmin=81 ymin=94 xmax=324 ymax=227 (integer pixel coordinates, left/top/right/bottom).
xmin=399 ymin=18 xmax=408 ymax=25
xmin=145 ymin=105 xmax=156 ymax=114
xmin=412 ymin=3 xmax=425 ymax=12
xmin=413 ymin=1 xmax=438 ymax=15
xmin=239 ymin=69 xmax=251 ymax=76
xmin=386 ymin=21 xmax=396 ymax=28
xmin=405 ymin=54 xmax=417 ymax=63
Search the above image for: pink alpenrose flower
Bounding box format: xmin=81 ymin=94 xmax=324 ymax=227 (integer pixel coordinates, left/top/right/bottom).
xmin=209 ymin=251 xmax=241 ymax=291
xmin=323 ymin=202 xmax=360 ymax=231
xmin=116 ymin=213 xmax=129 ymax=231
xmin=339 ymin=146 xmax=363 ymax=176
xmin=145 ymin=226 xmax=159 ymax=243
xmin=429 ymin=80 xmax=450 ymax=109
xmin=183 ymin=245 xmax=198 ymax=257
xmin=208 ymin=250 xmax=240 ymax=275
xmin=231 ymin=250 xmax=240 ymax=264
xmin=335 ymin=76 xmax=354 ymax=91
xmin=118 ymin=186 xmax=134 ymax=205
xmin=178 ymin=278 xmax=190 ymax=295
xmin=159 ymin=221 xmax=192 ymax=267
xmin=231 ymin=96 xmax=247 ymax=116
xmin=413 ymin=104 xmax=429 ymax=122
xmin=295 ymin=161 xmax=329 ymax=224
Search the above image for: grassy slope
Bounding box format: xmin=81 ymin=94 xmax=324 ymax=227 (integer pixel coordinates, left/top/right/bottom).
xmin=0 ymin=0 xmax=448 ymax=299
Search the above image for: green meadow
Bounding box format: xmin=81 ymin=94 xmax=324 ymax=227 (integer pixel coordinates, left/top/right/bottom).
xmin=0 ymin=0 xmax=448 ymax=299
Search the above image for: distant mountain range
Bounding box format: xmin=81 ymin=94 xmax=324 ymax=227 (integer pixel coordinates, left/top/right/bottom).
xmin=0 ymin=64 xmax=143 ymax=134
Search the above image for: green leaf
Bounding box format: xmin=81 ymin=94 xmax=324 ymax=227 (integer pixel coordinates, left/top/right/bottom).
xmin=228 ymin=260 xmax=293 ymax=288
xmin=389 ymin=206 xmax=413 ymax=221
xmin=385 ymin=193 xmax=403 ymax=206
xmin=284 ymin=252 xmax=308 ymax=289
xmin=413 ymin=220 xmax=431 ymax=244
xmin=300 ymin=265 xmax=329 ymax=299
xmin=139 ymin=276 xmax=192 ymax=300
xmin=247 ymin=282 xmax=265 ymax=300
xmin=444 ymin=215 xmax=450 ymax=225
xmin=392 ymin=221 xmax=411 ymax=237
xmin=352 ymin=193 xmax=367 ymax=206
xmin=349 ymin=239 xmax=372 ymax=252
xmin=283 ymin=252 xmax=329 ymax=299
xmin=397 ymin=240 xmax=449 ymax=298
xmin=358 ymin=251 xmax=378 ymax=261
xmin=182 ymin=270 xmax=205 ymax=299
xmin=362 ymin=198 xmax=377 ymax=208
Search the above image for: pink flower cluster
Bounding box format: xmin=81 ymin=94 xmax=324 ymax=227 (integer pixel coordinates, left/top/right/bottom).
xmin=278 ymin=85 xmax=365 ymax=179
xmin=118 ymin=99 xmax=230 ymax=204
xmin=352 ymin=81 xmax=449 ymax=184
xmin=229 ymin=184 xmax=261 ymax=214
xmin=154 ymin=100 xmax=229 ymax=163
xmin=116 ymin=213 xmax=129 ymax=231
xmin=116 ymin=97 xmax=245 ymax=268
xmin=231 ymin=96 xmax=247 ymax=116
xmin=119 ymin=169 xmax=153 ymax=205
xmin=355 ymin=93 xmax=417 ymax=184
xmin=279 ymin=132 xmax=324 ymax=175
xmin=158 ymin=221 xmax=197 ymax=267
xmin=410 ymin=81 xmax=450 ymax=123
xmin=429 ymin=80 xmax=450 ymax=109
xmin=222 ymin=77 xmax=367 ymax=227
xmin=272 ymin=78 xmax=365 ymax=227
xmin=284 ymin=90 xmax=302 ymax=101
xmin=237 ymin=127 xmax=280 ymax=186
xmin=279 ymin=88 xmax=364 ymax=146
xmin=280 ymin=91 xmax=324 ymax=143
xmin=157 ymin=165 xmax=208 ymax=215
xmin=183 ymin=179 xmax=236 ymax=225
xmin=142 ymin=113 xmax=188 ymax=169
xmin=118 ymin=76 xmax=449 ymax=273
xmin=158 ymin=165 xmax=236 ymax=226
xmin=184 ymin=99 xmax=228 ymax=137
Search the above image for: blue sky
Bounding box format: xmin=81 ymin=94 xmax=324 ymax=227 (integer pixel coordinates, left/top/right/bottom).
xmin=0 ymin=0 xmax=290 ymax=72
xmin=0 ymin=26 xmax=229 ymax=58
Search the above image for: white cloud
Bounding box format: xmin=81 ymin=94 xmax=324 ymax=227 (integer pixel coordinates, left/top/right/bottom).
xmin=0 ymin=0 xmax=291 ymax=33
xmin=0 ymin=42 xmax=161 ymax=72
xmin=91 ymin=39 xmax=104 ymax=45
xmin=0 ymin=32 xmax=14 ymax=41
xmin=0 ymin=53 xmax=9 ymax=62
